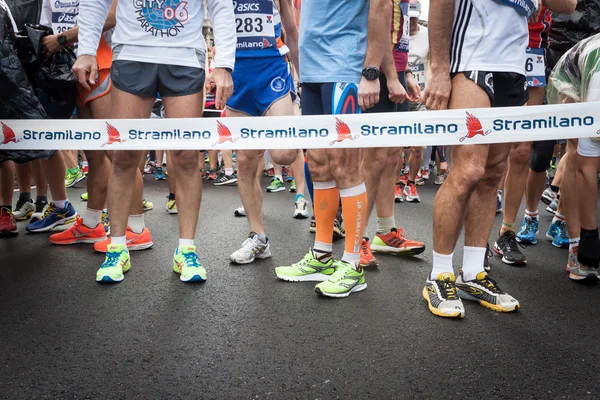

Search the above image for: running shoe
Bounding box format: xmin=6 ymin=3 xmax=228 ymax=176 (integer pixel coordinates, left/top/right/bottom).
xmin=65 ymin=168 xmax=85 ymax=188
xmin=233 ymin=206 xmax=246 ymax=217
xmin=101 ymin=210 xmax=110 ymax=235
xmin=484 ymin=243 xmax=493 ymax=272
xmin=415 ymin=176 xmax=425 ymax=186
xmin=567 ymin=252 xmax=600 ymax=281
xmin=82 ymin=165 xmax=89 ymax=175
xmin=333 ymin=213 xmax=345 ymax=238
xmin=546 ymin=198 xmax=558 ymax=215
xmin=294 ymin=197 xmax=309 ymax=219
xmin=173 ymin=245 xmax=207 ymax=282
xmin=420 ymin=168 xmax=430 ymax=181
xmin=494 ymin=231 xmax=527 ymax=265
xmin=207 ymin=169 xmax=217 ymax=181
xmin=96 ymin=244 xmax=130 ymax=283
xmin=516 ymin=216 xmax=539 ymax=244
xmin=550 ymin=157 xmax=557 ymax=169
xmin=93 ymin=227 xmax=154 ymax=253
xmin=13 ymin=199 xmax=35 ymax=221
xmin=230 ymin=232 xmax=272 ymax=264
xmin=403 ymin=183 xmax=420 ymax=203
xmin=49 ymin=217 xmax=107 ymax=245
xmin=546 ymin=220 xmax=570 ymax=248
xmin=371 ymin=228 xmax=426 ymax=255
xmin=496 ymin=192 xmax=502 ymax=213
xmin=266 ymin=177 xmax=285 ymax=193
xmin=435 ymin=173 xmax=447 ymax=185
xmin=398 ymin=175 xmax=408 ymax=187
xmin=166 ymin=198 xmax=178 ymax=214
xmin=142 ymin=199 xmax=153 ymax=212
xmin=80 ymin=192 xmax=88 ymax=201
xmin=275 ymin=250 xmax=335 ymax=282
xmin=541 ymin=188 xmax=557 ymax=205
xmin=282 ymin=166 xmax=294 ymax=182
xmin=289 ymin=179 xmax=296 ymax=193
xmin=394 ymin=185 xmax=404 ymax=203
xmin=315 ymin=260 xmax=366 ymax=298
xmin=456 ymin=271 xmax=520 ymax=313
xmin=30 ymin=201 xmax=48 ymax=222
xmin=213 ymin=172 xmax=238 ymax=186
xmin=155 ymin=167 xmax=167 ymax=181
xmin=309 ymin=216 xmax=316 ymax=233
xmin=422 ymin=272 xmax=465 ymax=318
xmin=144 ymin=161 xmax=157 ymax=174
xmin=26 ymin=202 xmax=78 ymax=233
xmin=360 ymin=238 xmax=379 ymax=268
xmin=0 ymin=207 xmax=18 ymax=236
xmin=264 ymin=167 xmax=275 ymax=177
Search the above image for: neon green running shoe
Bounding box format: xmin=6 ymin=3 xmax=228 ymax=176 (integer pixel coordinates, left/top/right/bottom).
xmin=315 ymin=260 xmax=367 ymax=298
xmin=96 ymin=244 xmax=130 ymax=283
xmin=275 ymin=250 xmax=335 ymax=282
xmin=173 ymin=245 xmax=207 ymax=282
xmin=289 ymin=179 xmax=296 ymax=193
xmin=266 ymin=177 xmax=285 ymax=193
xmin=80 ymin=192 xmax=88 ymax=201
xmin=66 ymin=168 xmax=85 ymax=188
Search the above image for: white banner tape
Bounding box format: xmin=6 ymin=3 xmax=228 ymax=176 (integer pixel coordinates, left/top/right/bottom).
xmin=1 ymin=103 xmax=599 ymax=150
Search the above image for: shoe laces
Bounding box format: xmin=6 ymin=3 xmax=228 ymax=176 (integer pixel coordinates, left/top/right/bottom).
xmin=557 ymin=220 xmax=569 ymax=239
xmin=182 ymin=252 xmax=201 ymax=268
xmin=42 ymin=203 xmax=56 ymax=218
xmin=503 ymin=231 xmax=526 ymax=252
xmin=15 ymin=199 xmax=26 ymax=211
xmin=360 ymin=239 xmax=373 ymax=257
xmin=102 ymin=251 xmax=121 ymax=269
xmin=521 ymin=218 xmax=538 ymax=235
xmin=390 ymin=227 xmax=406 ymax=238
xmin=437 ymin=277 xmax=459 ymax=300
xmin=329 ymin=261 xmax=354 ymax=281
xmin=473 ymin=274 xmax=503 ymax=294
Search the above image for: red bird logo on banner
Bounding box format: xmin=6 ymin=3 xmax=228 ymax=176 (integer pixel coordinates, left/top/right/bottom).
xmin=1 ymin=123 xmax=21 ymax=144
xmin=212 ymin=121 xmax=239 ymax=147
xmin=330 ymin=118 xmax=359 ymax=146
xmin=102 ymin=123 xmax=126 ymax=147
xmin=459 ymin=112 xmax=491 ymax=142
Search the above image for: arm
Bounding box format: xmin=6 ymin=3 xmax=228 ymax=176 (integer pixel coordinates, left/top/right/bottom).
xmin=421 ymin=0 xmax=454 ymax=110
xmin=543 ymin=0 xmax=576 ymax=14
xmin=358 ymin=0 xmax=393 ymax=110
xmin=76 ymin=0 xmax=112 ymax=57
xmin=279 ymin=0 xmax=300 ymax=76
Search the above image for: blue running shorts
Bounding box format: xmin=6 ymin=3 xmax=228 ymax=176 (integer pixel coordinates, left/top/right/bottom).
xmin=227 ymin=56 xmax=294 ymax=116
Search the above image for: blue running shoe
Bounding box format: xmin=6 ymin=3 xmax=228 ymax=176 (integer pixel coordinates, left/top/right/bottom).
xmin=546 ymin=220 xmax=570 ymax=248
xmin=516 ymin=216 xmax=539 ymax=244
xmin=155 ymin=167 xmax=167 ymax=181
xmin=26 ymin=202 xmax=78 ymax=233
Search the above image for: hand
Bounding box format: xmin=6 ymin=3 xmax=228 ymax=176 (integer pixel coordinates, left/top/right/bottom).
xmin=358 ymin=76 xmax=380 ymax=110
xmin=405 ymin=73 xmax=422 ymax=102
xmin=528 ymin=5 xmax=542 ymax=23
xmin=42 ymin=35 xmax=62 ymax=58
xmin=72 ymin=55 xmax=98 ymax=90
xmin=205 ymin=68 xmax=233 ymax=110
xmin=386 ymin=77 xmax=407 ymax=104
xmin=422 ymin=71 xmax=451 ymax=110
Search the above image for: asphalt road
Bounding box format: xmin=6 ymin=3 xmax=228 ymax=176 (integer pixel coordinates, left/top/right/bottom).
xmin=1 ymin=173 xmax=599 ymax=399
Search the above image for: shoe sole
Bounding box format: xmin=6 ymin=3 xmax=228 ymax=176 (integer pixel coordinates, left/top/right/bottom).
xmin=293 ymin=211 xmax=309 ymax=219
xmin=360 ymin=260 xmax=379 ymax=268
xmin=51 ymin=236 xmax=107 ymax=245
xmin=421 ymin=287 xmax=464 ymax=318
xmin=315 ymin=283 xmax=367 ymax=298
xmin=66 ymin=175 xmax=86 ymax=188
xmin=493 ymin=243 xmax=527 ymax=265
xmin=541 ymin=196 xmax=554 ymax=205
xmin=143 ymin=207 xmax=153 ymax=212
xmin=394 ymin=197 xmax=403 ymax=203
xmin=15 ymin=211 xmax=34 ymax=221
xmin=180 ymin=275 xmax=207 ymax=283
xmin=515 ymin=236 xmax=537 ymax=245
xmin=167 ymin=209 xmax=178 ymax=214
xmin=0 ymin=230 xmax=18 ymax=236
xmin=95 ymin=242 xmax=154 ymax=253
xmin=309 ymin=226 xmax=316 ymax=233
xmin=458 ymin=290 xmax=520 ymax=313
xmin=405 ymin=198 xmax=420 ymax=203
xmin=231 ymin=252 xmax=272 ymax=265
xmin=276 ymin=272 xmax=331 ymax=282
xmin=234 ymin=211 xmax=246 ymax=217
xmin=370 ymin=244 xmax=426 ymax=256
xmin=213 ymin=180 xmax=238 ymax=186
xmin=546 ymin=207 xmax=556 ymax=215
xmin=97 ymin=275 xmax=124 ymax=283
xmin=289 ymin=188 xmax=296 ymax=193
xmin=267 ymin=188 xmax=285 ymax=193
xmin=545 ymin=234 xmax=569 ymax=248
xmin=26 ymin=216 xmax=78 ymax=233
xmin=569 ymin=272 xmax=600 ymax=281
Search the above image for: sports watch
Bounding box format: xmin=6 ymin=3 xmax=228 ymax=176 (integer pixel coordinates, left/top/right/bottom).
xmin=362 ymin=67 xmax=380 ymax=81
xmin=57 ymin=34 xmax=68 ymax=46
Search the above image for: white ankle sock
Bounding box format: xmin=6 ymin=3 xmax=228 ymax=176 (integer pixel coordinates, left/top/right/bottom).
xmin=225 ymin=168 xmax=234 ymax=175
xmin=82 ymin=208 xmax=102 ymax=228
xmin=431 ymin=251 xmax=453 ymax=280
xmin=462 ymin=246 xmax=487 ymax=281
xmin=525 ymin=209 xmax=539 ymax=220
xmin=127 ymin=214 xmax=145 ymax=234
xmin=275 ymin=174 xmax=283 ymax=182
xmin=552 ymin=212 xmax=565 ymax=224
xmin=376 ymin=216 xmax=395 ymax=234
xmin=179 ymin=238 xmax=195 ymax=250
xmin=111 ymin=236 xmax=127 ymax=248
xmin=54 ymin=199 xmax=68 ymax=209
xmin=341 ymin=251 xmax=360 ymax=269
xmin=569 ymin=237 xmax=580 ymax=253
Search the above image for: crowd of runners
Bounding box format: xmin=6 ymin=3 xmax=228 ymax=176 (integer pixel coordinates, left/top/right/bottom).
xmin=1 ymin=0 xmax=600 ymax=318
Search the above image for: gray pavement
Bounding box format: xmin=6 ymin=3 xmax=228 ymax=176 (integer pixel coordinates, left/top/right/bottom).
xmin=1 ymin=173 xmax=599 ymax=399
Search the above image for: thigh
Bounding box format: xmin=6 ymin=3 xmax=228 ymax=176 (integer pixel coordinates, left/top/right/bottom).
xmin=111 ymin=87 xmax=155 ymax=119
xmin=449 ymin=73 xmax=491 ymax=109
xmin=162 ymin=92 xmax=204 ymax=118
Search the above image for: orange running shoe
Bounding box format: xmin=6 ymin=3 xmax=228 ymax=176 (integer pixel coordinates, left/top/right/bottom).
xmin=360 ymin=238 xmax=379 ymax=268
xmin=398 ymin=174 xmax=408 ymax=186
xmin=371 ymin=228 xmax=425 ymax=255
xmin=394 ymin=184 xmax=404 ymax=203
xmin=50 ymin=217 xmax=107 ymax=245
xmin=93 ymin=226 xmax=154 ymax=253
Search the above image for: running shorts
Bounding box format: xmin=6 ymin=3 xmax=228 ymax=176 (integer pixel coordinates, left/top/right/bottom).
xmin=77 ymin=36 xmax=113 ymax=106
xmin=227 ymin=56 xmax=294 ymax=116
xmin=452 ymin=71 xmax=529 ymax=107
xmin=302 ymin=82 xmax=360 ymax=115
xmin=111 ymin=60 xmax=205 ymax=98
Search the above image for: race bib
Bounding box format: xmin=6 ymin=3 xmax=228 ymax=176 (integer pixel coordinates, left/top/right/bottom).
xmin=395 ymin=2 xmax=410 ymax=53
xmin=410 ymin=63 xmax=426 ymax=90
xmin=234 ymin=0 xmax=277 ymax=50
xmin=492 ymin=0 xmax=537 ymax=17
xmin=526 ymin=47 xmax=546 ymax=87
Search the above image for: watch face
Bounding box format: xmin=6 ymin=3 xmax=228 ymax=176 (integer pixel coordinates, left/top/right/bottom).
xmin=58 ymin=35 xmax=67 ymax=45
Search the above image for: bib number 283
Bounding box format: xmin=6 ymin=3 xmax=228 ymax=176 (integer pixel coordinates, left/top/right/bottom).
xmin=236 ymin=17 xmax=263 ymax=33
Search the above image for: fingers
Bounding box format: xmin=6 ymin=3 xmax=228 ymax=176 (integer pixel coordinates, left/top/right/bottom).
xmin=215 ymin=85 xmax=224 ymax=110
xmin=88 ymin=63 xmax=98 ymax=86
xmin=73 ymin=64 xmax=91 ymax=90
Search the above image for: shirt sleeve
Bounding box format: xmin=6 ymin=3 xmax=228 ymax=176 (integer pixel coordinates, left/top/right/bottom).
xmin=39 ymin=0 xmax=52 ymax=29
xmin=77 ymin=0 xmax=112 ymax=57
xmin=206 ymin=0 xmax=236 ymax=70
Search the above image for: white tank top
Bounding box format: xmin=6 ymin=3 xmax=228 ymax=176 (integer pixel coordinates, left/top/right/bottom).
xmin=450 ymin=0 xmax=528 ymax=75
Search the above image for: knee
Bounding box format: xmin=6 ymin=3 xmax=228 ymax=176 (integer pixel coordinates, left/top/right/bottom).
xmin=482 ymin=159 xmax=508 ymax=186
xmin=449 ymin=163 xmax=487 ymax=189
xmin=112 ymin=151 xmax=143 ymax=171
xmin=271 ymin=149 xmax=297 ymax=166
xmin=508 ymin=143 xmax=531 ymax=169
xmin=329 ymin=155 xmax=358 ymax=179
xmin=84 ymin=150 xmax=106 ymax=165
xmin=237 ymin=151 xmax=261 ymax=175
xmin=170 ymin=150 xmax=198 ymax=170
xmin=410 ymin=147 xmax=423 ymax=159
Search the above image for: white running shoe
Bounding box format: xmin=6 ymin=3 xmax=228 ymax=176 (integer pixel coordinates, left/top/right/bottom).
xmin=294 ymin=197 xmax=309 ymax=219
xmin=233 ymin=206 xmax=246 ymax=217
xmin=13 ymin=199 xmax=35 ymax=221
xmin=230 ymin=233 xmax=272 ymax=264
